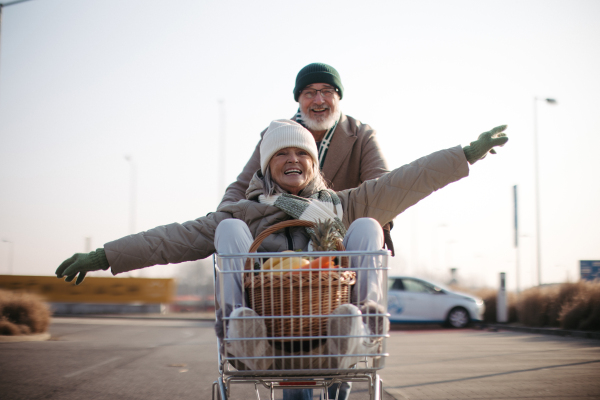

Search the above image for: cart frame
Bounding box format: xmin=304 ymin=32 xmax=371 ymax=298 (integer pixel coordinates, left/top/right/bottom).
xmin=212 ymin=249 xmax=390 ymax=400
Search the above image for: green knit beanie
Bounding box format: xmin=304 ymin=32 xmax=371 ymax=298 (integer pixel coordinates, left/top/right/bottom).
xmin=293 ymin=63 xmax=344 ymax=101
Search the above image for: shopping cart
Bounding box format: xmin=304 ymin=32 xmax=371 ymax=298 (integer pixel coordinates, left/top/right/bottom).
xmin=212 ymin=221 xmax=390 ymax=400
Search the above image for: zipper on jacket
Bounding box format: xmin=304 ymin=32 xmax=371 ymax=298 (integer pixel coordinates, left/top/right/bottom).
xmin=285 ymin=227 xmax=294 ymax=251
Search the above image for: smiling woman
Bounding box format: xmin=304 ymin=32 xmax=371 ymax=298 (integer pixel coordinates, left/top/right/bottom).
xmin=268 ymin=147 xmax=315 ymax=195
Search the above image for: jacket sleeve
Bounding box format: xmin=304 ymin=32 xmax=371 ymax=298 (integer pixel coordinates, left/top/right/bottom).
xmin=359 ymin=125 xmax=390 ymax=182
xmin=218 ymin=128 xmax=266 ymax=208
xmin=340 ymin=146 xmax=469 ymax=227
xmin=104 ymin=212 xmax=231 ymax=275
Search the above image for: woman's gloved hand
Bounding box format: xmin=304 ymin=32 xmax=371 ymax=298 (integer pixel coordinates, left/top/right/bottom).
xmin=55 ymin=248 xmax=110 ymax=285
xmin=463 ymin=125 xmax=509 ymax=165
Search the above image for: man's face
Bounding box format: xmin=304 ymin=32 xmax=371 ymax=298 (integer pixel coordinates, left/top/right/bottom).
xmin=298 ymin=83 xmax=341 ymax=132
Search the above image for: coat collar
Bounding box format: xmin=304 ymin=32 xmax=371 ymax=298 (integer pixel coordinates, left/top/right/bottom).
xmin=321 ymin=113 xmax=356 ymax=183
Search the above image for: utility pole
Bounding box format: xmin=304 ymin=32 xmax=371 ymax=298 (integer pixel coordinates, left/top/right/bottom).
xmin=533 ymin=97 xmax=557 ymax=286
xmin=513 ymin=185 xmax=520 ymax=293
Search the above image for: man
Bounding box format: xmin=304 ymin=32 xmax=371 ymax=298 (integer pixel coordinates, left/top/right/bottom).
xmin=219 ymin=62 xmax=395 ymax=255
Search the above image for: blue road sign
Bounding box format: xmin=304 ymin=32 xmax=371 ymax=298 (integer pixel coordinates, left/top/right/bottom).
xmin=580 ymin=260 xmax=600 ymax=281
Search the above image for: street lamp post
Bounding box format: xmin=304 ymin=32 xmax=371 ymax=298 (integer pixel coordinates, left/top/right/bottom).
xmin=533 ymin=96 xmax=557 ymax=286
xmin=1 ymin=1 xmax=36 ymax=277
xmin=124 ymin=156 xmax=139 ymax=278
xmin=513 ymin=185 xmax=521 ymax=294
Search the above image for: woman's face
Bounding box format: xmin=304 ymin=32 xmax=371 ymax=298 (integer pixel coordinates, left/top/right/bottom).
xmin=268 ymin=147 xmax=315 ymax=195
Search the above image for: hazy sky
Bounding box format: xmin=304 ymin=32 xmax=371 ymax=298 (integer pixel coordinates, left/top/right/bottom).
xmin=0 ymin=0 xmax=599 ymax=291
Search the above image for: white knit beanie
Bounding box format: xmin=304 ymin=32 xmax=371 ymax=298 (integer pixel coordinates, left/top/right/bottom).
xmin=260 ymin=119 xmax=318 ymax=174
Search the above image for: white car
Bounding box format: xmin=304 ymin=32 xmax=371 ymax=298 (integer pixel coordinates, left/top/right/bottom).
xmin=387 ymin=276 xmax=485 ymax=328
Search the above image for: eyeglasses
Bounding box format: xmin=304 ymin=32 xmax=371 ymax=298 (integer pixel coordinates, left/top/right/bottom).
xmin=301 ymin=87 xmax=338 ymax=99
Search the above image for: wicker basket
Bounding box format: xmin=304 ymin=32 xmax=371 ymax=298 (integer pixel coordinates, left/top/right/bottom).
xmin=243 ymin=220 xmax=356 ymax=339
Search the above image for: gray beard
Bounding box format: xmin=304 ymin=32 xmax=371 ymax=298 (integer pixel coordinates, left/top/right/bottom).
xmin=299 ymin=108 xmax=341 ymax=132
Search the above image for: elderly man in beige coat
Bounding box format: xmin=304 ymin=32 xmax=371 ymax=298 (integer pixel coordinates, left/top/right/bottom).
xmin=218 ymin=63 xmax=397 ymax=254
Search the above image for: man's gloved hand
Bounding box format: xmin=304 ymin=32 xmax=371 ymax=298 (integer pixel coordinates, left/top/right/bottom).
xmin=463 ymin=125 xmax=509 ymax=165
xmin=55 ymin=248 xmax=110 ymax=285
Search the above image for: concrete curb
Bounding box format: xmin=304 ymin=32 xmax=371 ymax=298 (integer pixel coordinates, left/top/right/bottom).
xmin=52 ymin=316 xmax=600 ymax=340
xmin=0 ymin=332 xmax=51 ymax=342
xmin=51 ymin=313 xmax=215 ymax=322
xmin=480 ymin=323 xmax=600 ymax=340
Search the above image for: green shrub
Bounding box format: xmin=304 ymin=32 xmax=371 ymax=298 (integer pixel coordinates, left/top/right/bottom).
xmin=448 ymin=281 xmax=600 ymax=330
xmin=0 ymin=289 xmax=51 ymax=335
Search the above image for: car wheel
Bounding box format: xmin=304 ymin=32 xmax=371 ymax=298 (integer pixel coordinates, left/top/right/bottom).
xmin=446 ymin=307 xmax=470 ymax=328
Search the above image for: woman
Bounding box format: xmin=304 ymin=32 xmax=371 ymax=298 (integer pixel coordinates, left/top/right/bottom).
xmin=55 ymin=119 xmax=508 ymax=400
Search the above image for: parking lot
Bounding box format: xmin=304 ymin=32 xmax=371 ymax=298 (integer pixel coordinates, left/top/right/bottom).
xmin=1 ymin=317 xmax=599 ymax=399
xmin=384 ymin=326 xmax=600 ymax=399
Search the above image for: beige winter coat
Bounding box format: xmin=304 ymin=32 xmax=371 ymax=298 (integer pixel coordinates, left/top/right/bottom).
xmin=218 ymin=113 xmax=390 ymax=207
xmin=105 ymin=146 xmax=469 ymax=275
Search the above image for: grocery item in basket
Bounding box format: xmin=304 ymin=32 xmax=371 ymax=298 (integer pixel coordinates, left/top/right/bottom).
xmin=261 ymin=251 xmax=309 ymax=275
xmin=260 ymin=253 xmax=337 ymax=275
xmin=305 ymin=256 xmax=336 ymax=269
xmin=309 ymin=219 xmax=342 ymax=252
xmin=290 ymin=256 xmax=337 ymax=275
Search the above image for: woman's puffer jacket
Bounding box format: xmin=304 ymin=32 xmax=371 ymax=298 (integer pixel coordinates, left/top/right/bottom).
xmin=105 ymin=146 xmax=469 ymax=275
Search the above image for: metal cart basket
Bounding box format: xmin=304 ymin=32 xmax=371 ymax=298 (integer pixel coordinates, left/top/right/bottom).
xmin=212 ymin=221 xmax=390 ymax=400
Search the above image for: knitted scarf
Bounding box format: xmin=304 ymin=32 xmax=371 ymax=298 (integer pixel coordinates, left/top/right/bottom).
xmin=294 ymin=108 xmax=339 ymax=169
xmin=258 ymin=190 xmax=346 ymax=245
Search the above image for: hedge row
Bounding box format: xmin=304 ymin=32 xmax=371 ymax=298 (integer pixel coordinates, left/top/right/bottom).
xmin=0 ymin=289 xmax=51 ymax=335
xmin=469 ymin=281 xmax=600 ymax=331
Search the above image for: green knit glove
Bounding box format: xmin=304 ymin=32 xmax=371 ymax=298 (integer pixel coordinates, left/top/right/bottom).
xmin=463 ymin=125 xmax=509 ymax=165
xmin=55 ymin=248 xmax=110 ymax=285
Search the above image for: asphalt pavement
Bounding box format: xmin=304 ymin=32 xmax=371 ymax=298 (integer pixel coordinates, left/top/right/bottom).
xmin=1 ymin=316 xmax=599 ymax=400
xmin=382 ymin=325 xmax=600 ymax=399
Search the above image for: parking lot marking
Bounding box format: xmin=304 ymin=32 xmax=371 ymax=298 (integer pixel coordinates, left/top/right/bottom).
xmin=63 ymin=357 xmax=122 ymax=378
